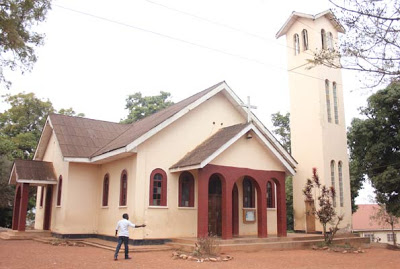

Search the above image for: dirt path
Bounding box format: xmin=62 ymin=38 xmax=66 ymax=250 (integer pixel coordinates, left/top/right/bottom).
xmin=0 ymin=240 xmax=399 ymax=269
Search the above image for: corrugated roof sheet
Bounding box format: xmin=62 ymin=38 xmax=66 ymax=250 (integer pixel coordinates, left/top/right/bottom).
xmin=352 ymin=204 xmax=400 ymax=231
xmin=13 ymin=160 xmax=57 ymax=182
xmin=171 ymin=123 xmax=249 ymax=169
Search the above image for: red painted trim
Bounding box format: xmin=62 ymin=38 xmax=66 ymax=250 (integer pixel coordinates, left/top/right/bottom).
xmin=102 ymin=174 xmax=110 ymax=207
xmin=56 ymin=175 xmax=62 ymax=206
xmin=12 ymin=185 xmax=21 ymax=230
xmin=232 ymin=184 xmax=239 ymax=236
xmin=120 ymin=170 xmax=128 ymax=206
xmin=18 ymin=183 xmax=29 ymax=231
xmin=149 ymin=168 xmax=168 ymax=206
xmin=178 ymin=172 xmax=195 ymax=207
xmin=197 ymin=164 xmax=287 ymax=239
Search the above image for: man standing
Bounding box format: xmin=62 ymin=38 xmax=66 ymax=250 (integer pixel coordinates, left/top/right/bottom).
xmin=114 ymin=213 xmax=146 ymax=261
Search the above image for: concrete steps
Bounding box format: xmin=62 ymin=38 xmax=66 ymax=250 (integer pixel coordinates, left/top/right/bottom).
xmin=166 ymin=234 xmax=370 ymax=252
xmin=0 ymin=229 xmax=51 ymax=240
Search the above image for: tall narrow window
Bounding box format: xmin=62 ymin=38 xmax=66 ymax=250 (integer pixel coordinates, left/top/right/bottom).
xmin=330 ymin=161 xmax=336 ymax=207
xmin=302 ymin=29 xmax=309 ymax=51
xmin=338 ymin=162 xmax=344 ymax=207
xmin=294 ymin=34 xmax=300 ymax=55
xmin=325 ymin=79 xmax=332 ymax=122
xmin=57 ymin=175 xmax=62 ymax=206
xmin=120 ymin=170 xmax=128 ymax=206
xmin=102 ymin=174 xmax=109 ymax=207
xmin=40 ymin=186 xmax=44 ymax=207
xmin=149 ymin=169 xmax=167 ymax=206
xmin=179 ymin=172 xmax=195 ymax=207
xmin=321 ymin=29 xmax=327 ymax=49
xmin=333 ymin=82 xmax=339 ymax=124
xmin=328 ymin=32 xmax=334 ymax=49
xmin=243 ymin=177 xmax=255 ymax=208
xmin=267 ymin=181 xmax=275 ymax=208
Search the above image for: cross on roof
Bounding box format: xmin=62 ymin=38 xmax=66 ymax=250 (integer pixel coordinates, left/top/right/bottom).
xmin=242 ymin=96 xmax=257 ymax=123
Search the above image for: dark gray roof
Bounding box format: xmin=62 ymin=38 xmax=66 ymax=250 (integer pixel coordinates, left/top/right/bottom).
xmin=12 ymin=160 xmax=57 ymax=182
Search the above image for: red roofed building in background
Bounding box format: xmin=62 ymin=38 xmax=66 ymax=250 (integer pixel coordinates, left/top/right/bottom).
xmin=352 ymin=204 xmax=400 ymax=244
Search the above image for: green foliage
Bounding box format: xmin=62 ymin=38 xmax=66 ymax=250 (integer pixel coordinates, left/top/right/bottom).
xmin=121 ymin=91 xmax=174 ymax=124
xmin=58 ymin=108 xmax=85 ymax=117
xmin=271 ymin=112 xmax=291 ymax=153
xmin=271 ymin=111 xmax=293 ymax=230
xmin=0 ymin=0 xmax=52 ymax=88
xmin=303 ymin=168 xmax=343 ymax=245
xmin=347 ymin=83 xmax=400 ymax=217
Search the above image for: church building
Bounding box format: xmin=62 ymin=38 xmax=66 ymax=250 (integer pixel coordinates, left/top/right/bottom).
xmin=9 ymin=9 xmax=353 ymax=241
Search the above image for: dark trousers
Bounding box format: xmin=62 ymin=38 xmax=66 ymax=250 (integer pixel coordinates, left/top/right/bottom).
xmin=115 ymin=236 xmax=129 ymax=258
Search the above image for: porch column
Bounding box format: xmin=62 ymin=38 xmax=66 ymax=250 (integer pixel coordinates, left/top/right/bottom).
xmin=197 ymin=169 xmax=209 ymax=238
xmin=257 ymin=182 xmax=268 ymax=238
xmin=17 ymin=183 xmax=30 ymax=231
xmin=221 ymin=180 xmax=233 ymax=239
xmin=12 ymin=185 xmax=21 ymax=230
xmin=277 ymin=176 xmax=287 ymax=237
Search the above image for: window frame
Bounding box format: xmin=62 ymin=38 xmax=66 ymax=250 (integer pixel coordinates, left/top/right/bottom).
xmin=102 ymin=173 xmax=110 ymax=207
xmin=321 ymin=29 xmax=327 ymax=49
xmin=56 ymin=175 xmax=62 ymax=206
xmin=120 ymin=170 xmax=128 ymax=207
xmin=267 ymin=181 xmax=275 ymax=208
xmin=243 ymin=177 xmax=255 ymax=208
xmin=294 ymin=33 xmax=300 ymax=55
xmin=325 ymin=79 xmax=332 ymax=123
xmin=333 ymin=82 xmax=339 ymax=124
xmin=330 ymin=160 xmax=336 ymax=207
xmin=149 ymin=168 xmax=167 ymax=206
xmin=178 ymin=172 xmax=195 ymax=208
xmin=338 ymin=162 xmax=344 ymax=207
xmin=302 ymin=29 xmax=309 ymax=51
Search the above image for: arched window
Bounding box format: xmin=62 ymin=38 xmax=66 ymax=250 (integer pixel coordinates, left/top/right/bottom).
xmin=102 ymin=174 xmax=109 ymax=207
xmin=338 ymin=162 xmax=344 ymax=207
xmin=302 ymin=29 xmax=309 ymax=51
xmin=179 ymin=172 xmax=195 ymax=207
xmin=328 ymin=32 xmax=334 ymax=49
xmin=267 ymin=181 xmax=275 ymax=208
xmin=40 ymin=186 xmax=44 ymax=207
xmin=149 ymin=169 xmax=167 ymax=206
xmin=325 ymin=79 xmax=332 ymax=123
xmin=333 ymin=82 xmax=339 ymax=124
xmin=294 ymin=34 xmax=300 ymax=55
xmin=243 ymin=177 xmax=255 ymax=208
xmin=321 ymin=29 xmax=327 ymax=49
xmin=120 ymin=170 xmax=128 ymax=206
xmin=57 ymin=175 xmax=62 ymax=206
xmin=330 ymin=161 xmax=336 ymax=207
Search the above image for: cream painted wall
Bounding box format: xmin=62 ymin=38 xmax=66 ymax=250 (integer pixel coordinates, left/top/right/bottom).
xmin=284 ymin=15 xmax=352 ymax=232
xmin=34 ymin=131 xmax=69 ymax=233
xmin=135 ymin=92 xmax=246 ymax=239
xmin=359 ymin=231 xmax=400 ymax=244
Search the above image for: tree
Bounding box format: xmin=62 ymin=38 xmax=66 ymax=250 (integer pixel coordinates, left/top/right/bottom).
xmin=270 ymin=112 xmax=293 ymax=230
xmin=311 ymin=0 xmax=400 ymax=86
xmin=347 ymin=82 xmax=400 ymax=217
xmin=303 ymin=168 xmax=343 ymax=245
xmin=121 ymin=91 xmax=174 ymax=124
xmin=58 ymin=108 xmax=85 ymax=117
xmin=0 ymin=0 xmax=52 ymax=88
xmin=371 ymin=203 xmax=399 ymax=246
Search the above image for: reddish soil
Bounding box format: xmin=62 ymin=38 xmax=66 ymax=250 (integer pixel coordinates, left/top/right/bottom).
xmin=1 ymin=240 xmax=399 ymax=269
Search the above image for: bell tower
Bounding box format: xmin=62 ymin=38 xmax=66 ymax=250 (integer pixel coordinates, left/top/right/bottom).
xmin=276 ymin=10 xmax=352 ymax=232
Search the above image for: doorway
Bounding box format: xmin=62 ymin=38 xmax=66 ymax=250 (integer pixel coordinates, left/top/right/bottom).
xmin=208 ymin=174 xmax=222 ymax=236
xmin=43 ymin=186 xmax=53 ymax=230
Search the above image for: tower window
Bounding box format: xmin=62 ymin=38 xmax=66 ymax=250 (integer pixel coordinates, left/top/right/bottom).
xmin=333 ymin=82 xmax=339 ymax=124
xmin=330 ymin=161 xmax=336 ymax=207
xmin=321 ymin=29 xmax=327 ymax=49
xmin=325 ymin=79 xmax=332 ymax=123
xmin=338 ymin=162 xmax=344 ymax=207
xmin=328 ymin=32 xmax=334 ymax=49
xmin=302 ymin=29 xmax=309 ymax=51
xmin=294 ymin=34 xmax=300 ymax=55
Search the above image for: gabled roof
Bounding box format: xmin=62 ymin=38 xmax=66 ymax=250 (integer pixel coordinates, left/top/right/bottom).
xmin=9 ymin=160 xmax=58 ymax=186
xmin=34 ymin=81 xmax=297 ymax=170
xmin=276 ymin=9 xmax=345 ymax=38
xmin=352 ymin=204 xmax=400 ymax=231
xmin=170 ymin=123 xmax=296 ymax=175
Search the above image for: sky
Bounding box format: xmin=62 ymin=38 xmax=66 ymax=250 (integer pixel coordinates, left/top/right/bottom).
xmin=1 ymin=0 xmax=375 ymax=203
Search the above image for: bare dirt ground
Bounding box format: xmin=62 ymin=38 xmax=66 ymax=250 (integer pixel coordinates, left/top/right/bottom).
xmin=1 ymin=240 xmax=399 ymax=269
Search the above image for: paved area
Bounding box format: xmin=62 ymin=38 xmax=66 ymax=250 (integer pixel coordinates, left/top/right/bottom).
xmin=1 ymin=239 xmax=399 ymax=269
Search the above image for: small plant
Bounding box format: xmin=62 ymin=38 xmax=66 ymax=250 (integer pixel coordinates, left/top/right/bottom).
xmin=303 ymin=168 xmax=344 ymax=245
xmin=193 ymin=235 xmax=220 ymax=257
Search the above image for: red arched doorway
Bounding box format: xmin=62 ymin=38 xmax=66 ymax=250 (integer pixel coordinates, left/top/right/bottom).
xmin=208 ymin=174 xmax=222 ymax=236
